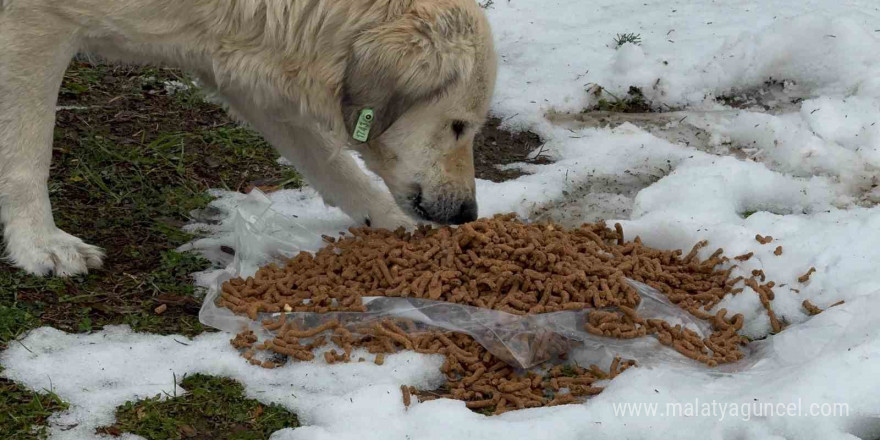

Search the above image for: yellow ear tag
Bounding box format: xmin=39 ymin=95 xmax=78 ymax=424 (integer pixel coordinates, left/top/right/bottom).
xmin=353 ymin=108 xmax=374 ymax=142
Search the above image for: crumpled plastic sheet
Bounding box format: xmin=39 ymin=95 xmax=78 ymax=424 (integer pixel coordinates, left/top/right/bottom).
xmin=196 ymin=190 xmax=808 ymax=375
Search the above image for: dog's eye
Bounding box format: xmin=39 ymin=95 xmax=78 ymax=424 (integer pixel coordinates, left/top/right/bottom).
xmin=451 ymin=121 xmax=466 ymax=140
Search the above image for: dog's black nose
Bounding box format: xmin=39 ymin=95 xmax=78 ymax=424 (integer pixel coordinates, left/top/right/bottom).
xmin=450 ymin=200 xmax=478 ymax=225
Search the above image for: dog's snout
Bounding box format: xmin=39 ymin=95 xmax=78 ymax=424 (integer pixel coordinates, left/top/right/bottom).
xmin=449 ymin=200 xmax=478 ymax=225
xmin=409 ymin=186 xmax=477 ymax=225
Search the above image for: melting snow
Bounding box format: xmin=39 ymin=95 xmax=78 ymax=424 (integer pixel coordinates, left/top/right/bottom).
xmin=5 ymin=1 xmax=880 ymax=439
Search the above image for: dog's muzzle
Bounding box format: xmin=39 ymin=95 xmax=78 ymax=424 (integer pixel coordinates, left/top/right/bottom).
xmin=449 ymin=199 xmax=478 ymax=224
xmin=411 ymin=189 xmax=478 ymax=225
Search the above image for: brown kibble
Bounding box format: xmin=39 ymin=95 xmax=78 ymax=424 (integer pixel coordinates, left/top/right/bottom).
xmin=750 ymin=270 xmax=765 ymax=282
xmin=755 ymin=234 xmax=773 ymax=245
xmin=262 ymin=313 xmax=287 ymax=331
xmin=498 ymin=380 xmax=530 ymax=393
xmin=734 ymin=252 xmax=754 ymax=262
xmin=802 ymin=300 xmax=823 ymax=316
xmin=217 ymin=215 xmax=748 ymax=325
xmin=154 ymin=304 xmax=168 ymax=315
xmin=401 ymin=385 xmax=412 ymax=408
xmin=798 ymin=267 xmax=817 ymax=283
xmin=768 ymin=310 xmax=782 ymax=333
xmin=774 ymin=246 xmax=783 ymax=256
xmin=548 ymin=393 xmax=577 ymax=406
xmin=285 ymin=320 xmax=340 ymax=338
xmin=219 ymin=214 xmax=762 ymax=415
xmin=466 ymin=399 xmax=496 ymax=409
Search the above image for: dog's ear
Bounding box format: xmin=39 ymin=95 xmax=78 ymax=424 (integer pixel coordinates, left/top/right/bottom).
xmin=342 ymin=5 xmax=478 ymax=141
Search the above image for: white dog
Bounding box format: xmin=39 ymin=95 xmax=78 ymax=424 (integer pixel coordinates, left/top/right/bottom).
xmin=0 ymin=0 xmax=497 ymax=276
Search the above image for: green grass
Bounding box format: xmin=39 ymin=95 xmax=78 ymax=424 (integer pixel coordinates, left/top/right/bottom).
xmin=97 ymin=374 xmax=299 ymax=440
xmin=0 ymin=378 xmax=69 ymax=440
xmin=0 ymin=303 xmax=39 ymax=349
xmin=1 ymin=59 xmax=303 ymax=337
xmin=0 ymin=248 xmax=213 ymax=337
xmin=1 ymin=58 xmax=305 ymax=437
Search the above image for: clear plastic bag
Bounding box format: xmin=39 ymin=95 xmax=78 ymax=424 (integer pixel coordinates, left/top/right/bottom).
xmin=197 ymin=190 xmax=776 ymax=373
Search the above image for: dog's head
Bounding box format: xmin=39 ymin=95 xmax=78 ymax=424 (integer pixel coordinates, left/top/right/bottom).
xmin=341 ymin=0 xmax=496 ymax=225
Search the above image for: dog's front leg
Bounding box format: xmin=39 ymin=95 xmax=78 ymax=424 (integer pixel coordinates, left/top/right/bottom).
xmin=274 ymin=124 xmax=417 ymax=230
xmin=0 ymin=14 xmax=104 ymax=276
xmin=213 ymin=91 xmax=415 ymax=230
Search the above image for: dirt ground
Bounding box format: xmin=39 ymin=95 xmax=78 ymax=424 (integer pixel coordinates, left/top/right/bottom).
xmin=473 ymin=117 xmax=549 ymax=182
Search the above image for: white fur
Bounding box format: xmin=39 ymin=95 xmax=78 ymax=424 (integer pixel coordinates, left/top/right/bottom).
xmin=0 ymin=0 xmax=496 ymax=277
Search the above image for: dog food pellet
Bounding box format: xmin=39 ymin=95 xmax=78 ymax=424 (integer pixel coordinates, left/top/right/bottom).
xmin=802 ymin=300 xmax=823 ymax=316
xmin=734 ymin=252 xmax=754 ymax=262
xmin=217 ymin=215 xmax=752 ymax=319
xmin=755 ymin=234 xmax=773 ymax=244
xmin=218 ymin=214 xmax=774 ymax=414
xmin=774 ymin=246 xmax=783 ymax=256
xmin=401 ymin=385 xmax=412 ymax=408
xmin=798 ymin=267 xmax=817 ymax=283
xmin=154 ymin=304 xmax=168 ymax=315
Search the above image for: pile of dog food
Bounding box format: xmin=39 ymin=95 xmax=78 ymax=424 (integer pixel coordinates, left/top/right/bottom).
xmin=232 ymin=318 xmax=636 ymax=413
xmin=219 ymin=214 xmax=791 ymax=414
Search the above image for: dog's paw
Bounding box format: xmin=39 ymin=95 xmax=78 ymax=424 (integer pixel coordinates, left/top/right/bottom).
xmin=5 ymin=229 xmax=104 ymax=277
xmin=367 ymin=207 xmax=419 ymax=231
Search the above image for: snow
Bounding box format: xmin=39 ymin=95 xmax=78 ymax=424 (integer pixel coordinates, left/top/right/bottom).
xmin=0 ymin=326 xmax=445 ymax=440
xmin=4 ymin=0 xmax=880 ymax=439
xmin=486 ymin=1 xmax=880 ymax=125
xmin=162 ymin=80 xmax=191 ymax=95
xmin=3 ymin=298 xmax=880 ymax=440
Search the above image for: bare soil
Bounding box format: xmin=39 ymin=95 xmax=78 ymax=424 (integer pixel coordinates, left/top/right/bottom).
xmin=473 ymin=117 xmax=549 ymax=182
